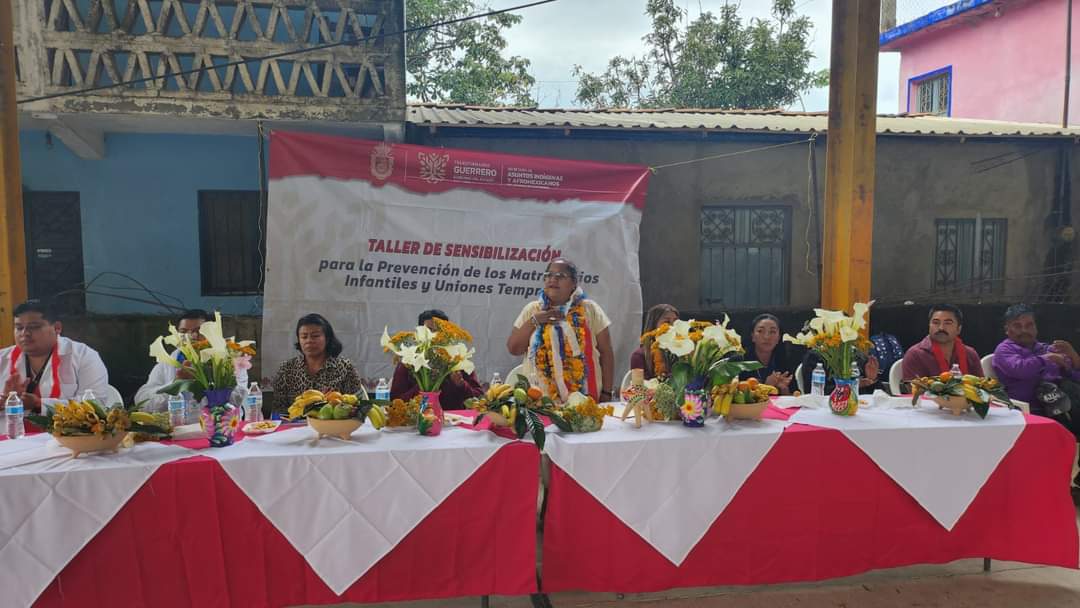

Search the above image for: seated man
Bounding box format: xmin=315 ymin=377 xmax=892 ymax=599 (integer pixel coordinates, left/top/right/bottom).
xmin=0 ymin=300 xmax=109 ymax=411
xmin=390 ymin=309 xmax=484 ymax=409
xmin=992 ymin=304 xmax=1080 ymax=407
xmin=901 ymin=304 xmax=983 ymax=381
xmin=134 ymin=309 xmax=210 ymax=412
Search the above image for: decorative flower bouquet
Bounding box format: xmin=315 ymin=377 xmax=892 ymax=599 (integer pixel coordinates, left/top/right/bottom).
xmin=148 ymin=311 xmax=257 ymax=402
xmin=380 ymin=319 xmax=476 ymax=393
xmin=559 ymin=393 xmax=614 ymax=432
xmin=383 ymin=397 xmax=421 ymax=429
xmin=466 ymin=377 xmax=570 ymax=450
xmin=641 ymin=316 xmax=761 ymax=424
xmin=910 ymin=372 xmax=1013 ymax=418
xmin=784 ymin=303 xmax=872 ymax=416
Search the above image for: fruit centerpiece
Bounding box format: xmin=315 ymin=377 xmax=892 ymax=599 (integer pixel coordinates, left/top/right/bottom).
xmin=466 ymin=378 xmax=569 ymax=449
xmin=639 ymin=316 xmax=761 ymax=426
xmin=287 ymin=390 xmax=382 ymax=440
xmin=27 ymin=399 xmax=132 ymax=458
xmin=711 ymin=378 xmax=778 ymax=420
xmin=909 ymin=372 xmax=1013 ymax=418
xmin=784 ymin=303 xmax=872 ymax=417
xmin=560 ymin=393 xmax=614 ymax=432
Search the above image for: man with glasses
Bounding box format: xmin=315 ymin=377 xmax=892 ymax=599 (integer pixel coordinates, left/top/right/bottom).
xmin=134 ymin=309 xmax=211 ymax=412
xmin=0 ymin=300 xmax=109 ymax=411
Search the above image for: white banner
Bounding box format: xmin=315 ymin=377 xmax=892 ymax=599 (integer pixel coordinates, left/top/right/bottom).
xmin=264 ymin=132 xmax=651 ymax=388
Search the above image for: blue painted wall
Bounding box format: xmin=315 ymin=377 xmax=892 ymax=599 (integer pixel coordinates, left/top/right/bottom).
xmin=19 ymin=130 xmax=263 ymax=315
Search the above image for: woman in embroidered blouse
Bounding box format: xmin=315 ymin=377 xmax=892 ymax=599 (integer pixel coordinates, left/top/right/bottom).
xmin=506 ymin=259 xmax=615 ymax=403
xmin=629 ymin=304 xmax=679 ymax=380
xmin=272 ymin=313 xmax=362 ymax=411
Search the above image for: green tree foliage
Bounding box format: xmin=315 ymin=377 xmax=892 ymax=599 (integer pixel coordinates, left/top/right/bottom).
xmin=406 ymin=0 xmax=537 ymax=106
xmin=574 ymin=0 xmax=828 ymax=109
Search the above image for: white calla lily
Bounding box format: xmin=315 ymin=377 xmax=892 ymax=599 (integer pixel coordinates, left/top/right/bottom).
xmin=839 ymin=325 xmax=859 ymax=343
xmin=163 ymin=323 xmax=182 ymax=347
xmin=199 ymin=312 xmax=228 ymax=353
xmin=380 ymin=326 xmax=398 ymax=354
xmin=149 ymin=336 xmax=181 ymax=368
xmin=657 ymin=321 xmax=695 ymax=357
xmin=852 ymin=302 xmax=870 ymax=329
xmin=414 ymin=324 xmax=435 ymax=345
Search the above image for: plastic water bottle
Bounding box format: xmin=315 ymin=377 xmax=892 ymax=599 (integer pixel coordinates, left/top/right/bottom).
xmin=490 ymin=372 xmax=502 ymax=387
xmin=950 ymin=363 xmax=962 ymax=376
xmin=81 ymin=389 xmax=96 ymax=402
xmin=5 ymin=392 xmax=25 ymax=439
xmin=851 ymin=360 xmax=862 ymax=381
xmin=374 ymin=378 xmax=390 ymax=401
xmin=245 ymin=382 xmax=263 ymax=423
xmin=167 ymin=393 xmax=186 ymax=427
xmin=811 ymin=363 xmax=826 ymax=397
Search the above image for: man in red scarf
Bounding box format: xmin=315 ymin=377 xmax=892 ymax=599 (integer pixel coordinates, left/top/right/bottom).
xmin=901 ymin=304 xmax=984 ymax=382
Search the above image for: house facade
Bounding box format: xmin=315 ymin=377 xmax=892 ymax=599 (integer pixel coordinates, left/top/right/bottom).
xmin=881 ymin=0 xmax=1080 ymax=124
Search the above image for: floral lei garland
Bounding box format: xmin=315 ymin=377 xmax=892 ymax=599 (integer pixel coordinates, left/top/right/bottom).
xmin=529 ymin=289 xmax=591 ymax=400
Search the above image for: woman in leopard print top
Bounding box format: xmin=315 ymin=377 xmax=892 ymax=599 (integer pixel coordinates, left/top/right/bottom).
xmin=272 ymin=313 xmax=361 ymax=411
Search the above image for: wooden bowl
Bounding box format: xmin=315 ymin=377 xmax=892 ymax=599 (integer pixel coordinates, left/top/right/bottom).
xmin=55 ymin=432 xmax=128 ymax=458
xmin=933 ymin=395 xmax=971 ymax=416
xmin=307 ymin=417 xmax=362 ymax=440
xmin=724 ymin=401 xmax=768 ymax=421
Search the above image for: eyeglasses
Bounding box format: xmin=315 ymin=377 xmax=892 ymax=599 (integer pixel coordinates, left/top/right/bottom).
xmin=542 ymin=272 xmax=572 ymax=281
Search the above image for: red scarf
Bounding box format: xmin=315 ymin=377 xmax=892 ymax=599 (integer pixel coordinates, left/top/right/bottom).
xmin=8 ymin=343 xmax=62 ymax=399
xmin=930 ymin=337 xmax=968 ymax=375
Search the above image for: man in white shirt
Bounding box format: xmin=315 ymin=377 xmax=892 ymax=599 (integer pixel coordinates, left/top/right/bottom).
xmin=134 ymin=309 xmax=210 ymax=412
xmin=0 ymin=300 xmax=110 ymax=411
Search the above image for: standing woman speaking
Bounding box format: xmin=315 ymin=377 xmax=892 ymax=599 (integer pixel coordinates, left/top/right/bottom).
xmin=507 ymin=259 xmax=615 ymax=403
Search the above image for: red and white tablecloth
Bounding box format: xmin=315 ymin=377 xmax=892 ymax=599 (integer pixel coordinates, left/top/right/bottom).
xmin=18 ymin=426 xmax=538 ymax=607
xmin=541 ymin=410 xmax=1079 ymax=593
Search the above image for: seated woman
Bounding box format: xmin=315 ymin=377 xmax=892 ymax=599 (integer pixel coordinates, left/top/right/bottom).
xmin=390 ymin=309 xmax=484 ymax=409
xmin=630 ymin=304 xmax=679 ymax=380
xmin=739 ymin=314 xmax=798 ymax=394
xmin=272 ymin=313 xmax=362 ymax=411
xmin=507 ymin=258 xmax=615 ymax=403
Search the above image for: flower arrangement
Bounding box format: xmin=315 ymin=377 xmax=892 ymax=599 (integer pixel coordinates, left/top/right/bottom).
xmin=559 ymin=393 xmax=614 ymax=432
xmin=385 ymin=396 xmax=421 ymax=427
xmin=466 ymin=377 xmax=570 ymax=450
xmin=380 ymin=318 xmax=475 ymax=392
xmin=910 ymin=372 xmax=1013 ymax=418
xmin=783 ymin=303 xmax=872 ymax=380
xmin=646 ymin=316 xmax=762 ymax=403
xmin=148 ymin=311 xmax=256 ymax=400
xmin=27 ymin=399 xmax=130 ymax=437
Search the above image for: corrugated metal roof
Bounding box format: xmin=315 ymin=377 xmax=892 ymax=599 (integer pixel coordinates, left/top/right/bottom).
xmin=408 ymin=105 xmax=1080 ymax=139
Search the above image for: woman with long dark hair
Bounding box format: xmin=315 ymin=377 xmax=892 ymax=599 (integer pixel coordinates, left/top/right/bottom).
xmin=272 ymin=313 xmax=361 ymax=410
xmin=740 ymin=313 xmax=798 ymax=394
xmin=630 ymin=304 xmax=679 ymax=380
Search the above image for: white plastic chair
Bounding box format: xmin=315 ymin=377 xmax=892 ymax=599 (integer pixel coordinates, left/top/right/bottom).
xmin=506 ymin=364 xmax=528 ymax=386
xmin=105 ymin=385 xmax=123 ymax=407
xmin=981 ymin=354 xmax=1029 ymax=413
xmin=620 ymin=369 xmax=633 ymax=393
xmin=888 ymin=360 xmax=904 ymax=395
xmin=794 ymin=363 xmax=805 ymax=394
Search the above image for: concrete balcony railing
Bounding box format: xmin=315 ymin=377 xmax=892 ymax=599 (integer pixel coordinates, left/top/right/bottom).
xmin=13 ymin=0 xmax=405 ymax=123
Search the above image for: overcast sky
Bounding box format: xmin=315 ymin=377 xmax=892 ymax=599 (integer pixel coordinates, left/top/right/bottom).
xmin=485 ymin=0 xmax=954 ymax=112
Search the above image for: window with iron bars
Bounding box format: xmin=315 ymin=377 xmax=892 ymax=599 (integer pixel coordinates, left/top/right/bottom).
xmin=916 ymin=73 xmax=950 ymax=116
xmin=933 ymin=218 xmax=1007 ymax=293
xmin=198 ymin=190 xmax=265 ymax=296
xmin=700 ymin=206 xmax=790 ymax=308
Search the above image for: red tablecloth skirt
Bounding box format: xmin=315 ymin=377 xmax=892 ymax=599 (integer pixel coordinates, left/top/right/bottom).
xmin=541 ymin=416 xmax=1079 ymax=593
xmin=33 ymin=441 xmax=539 ymax=607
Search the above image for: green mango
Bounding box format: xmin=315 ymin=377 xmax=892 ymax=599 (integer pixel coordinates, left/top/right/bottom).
xmin=513 ymin=388 xmax=528 ymax=403
xmin=333 ymin=404 xmax=352 ymax=420
xmin=318 ymin=404 xmax=335 ymax=420
xmin=733 ymin=391 xmax=746 ymax=404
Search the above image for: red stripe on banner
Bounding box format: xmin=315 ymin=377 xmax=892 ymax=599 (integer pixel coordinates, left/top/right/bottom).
xmin=269 ymin=131 xmax=651 ymax=209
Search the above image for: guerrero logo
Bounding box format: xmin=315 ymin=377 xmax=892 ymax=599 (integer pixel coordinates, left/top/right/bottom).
xmin=370 ymin=142 xmax=394 ymax=180
xmin=418 ymin=151 xmax=449 ymax=184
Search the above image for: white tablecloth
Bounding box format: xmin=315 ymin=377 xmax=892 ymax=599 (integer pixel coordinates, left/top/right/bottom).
xmin=0 ymin=435 xmax=195 ymax=608
xmin=788 ymin=405 xmax=1026 ymax=529
xmin=205 ymin=425 xmax=510 ymax=594
xmin=545 ymin=417 xmax=788 ymax=565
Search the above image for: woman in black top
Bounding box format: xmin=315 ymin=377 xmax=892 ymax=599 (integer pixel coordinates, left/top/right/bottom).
xmin=739 ymin=314 xmax=799 ymax=394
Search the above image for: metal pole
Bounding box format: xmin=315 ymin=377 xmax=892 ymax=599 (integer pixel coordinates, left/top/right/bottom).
xmin=0 ymin=0 xmax=28 ymax=343
xmin=822 ymin=0 xmax=881 ymax=310
xmin=1065 ymin=0 xmax=1073 ymax=128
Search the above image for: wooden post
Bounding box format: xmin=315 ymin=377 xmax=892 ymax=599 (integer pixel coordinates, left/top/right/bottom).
xmin=0 ymin=0 xmax=28 ymax=344
xmin=822 ymin=0 xmax=880 ymax=311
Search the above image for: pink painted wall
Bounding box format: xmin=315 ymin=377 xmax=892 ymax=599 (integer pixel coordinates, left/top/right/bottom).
xmin=895 ymin=0 xmax=1080 ymax=125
